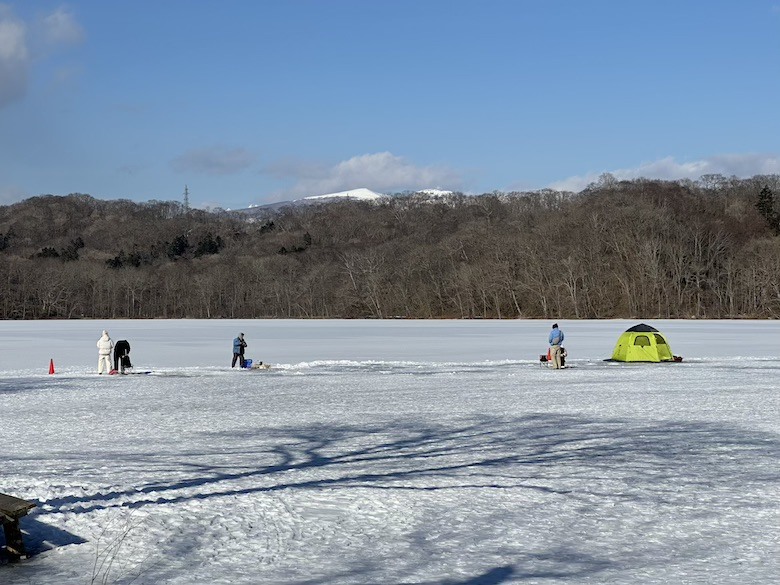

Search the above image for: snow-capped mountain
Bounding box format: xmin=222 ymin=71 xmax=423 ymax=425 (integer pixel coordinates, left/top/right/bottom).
xmin=233 ymin=188 xmax=386 ymax=219
xmin=303 ymin=188 xmax=385 ymax=202
xmin=234 ymin=186 xmax=465 ymax=218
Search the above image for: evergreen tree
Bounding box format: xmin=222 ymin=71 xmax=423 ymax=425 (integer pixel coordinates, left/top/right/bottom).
xmin=756 ymin=186 xmax=780 ymax=235
xmin=167 ymin=235 xmax=190 ymax=259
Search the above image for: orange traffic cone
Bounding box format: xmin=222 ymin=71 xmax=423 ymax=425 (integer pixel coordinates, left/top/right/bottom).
xmin=49 ymin=359 xmax=55 ymax=375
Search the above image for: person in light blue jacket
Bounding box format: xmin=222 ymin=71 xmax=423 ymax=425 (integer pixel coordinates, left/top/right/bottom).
xmin=232 ymin=333 xmax=247 ymax=368
xmin=548 ymin=323 xmax=565 ymax=369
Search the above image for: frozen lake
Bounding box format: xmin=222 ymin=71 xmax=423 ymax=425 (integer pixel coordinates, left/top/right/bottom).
xmin=1 ymin=319 xmax=779 ymax=584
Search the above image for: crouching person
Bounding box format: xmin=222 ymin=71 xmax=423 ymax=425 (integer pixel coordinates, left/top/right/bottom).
xmin=114 ymin=339 xmax=132 ymax=374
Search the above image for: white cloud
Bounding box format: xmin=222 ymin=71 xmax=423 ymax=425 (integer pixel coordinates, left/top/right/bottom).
xmin=170 ymin=146 xmax=256 ymax=175
xmin=0 ymin=183 xmax=28 ymax=204
xmin=269 ymin=152 xmax=463 ymax=198
xmin=548 ymin=154 xmax=780 ymax=192
xmin=39 ymin=7 xmax=84 ymax=46
xmin=0 ymin=4 xmax=83 ymax=109
xmin=0 ymin=5 xmax=28 ymax=108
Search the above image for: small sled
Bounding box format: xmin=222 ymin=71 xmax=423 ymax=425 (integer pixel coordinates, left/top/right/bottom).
xmin=109 ymin=355 xmax=134 ymax=375
xmin=539 ymin=347 xmax=567 ymax=368
xmin=242 ymin=359 xmax=271 ymax=370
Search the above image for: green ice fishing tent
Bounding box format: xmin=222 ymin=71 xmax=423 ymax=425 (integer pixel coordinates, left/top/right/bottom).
xmin=610 ymin=323 xmax=675 ymax=362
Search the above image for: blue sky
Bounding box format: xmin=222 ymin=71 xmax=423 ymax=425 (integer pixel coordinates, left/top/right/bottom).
xmin=1 ymin=1 xmax=779 ymax=209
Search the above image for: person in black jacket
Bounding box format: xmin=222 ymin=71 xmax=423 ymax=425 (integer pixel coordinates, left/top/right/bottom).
xmin=113 ymin=339 xmax=132 ymax=373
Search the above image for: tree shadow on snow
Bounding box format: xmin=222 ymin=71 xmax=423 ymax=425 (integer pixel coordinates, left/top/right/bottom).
xmin=452 ymin=565 xmax=515 ymax=585
xmin=32 ymin=412 xmax=780 ymax=582
xmin=0 ymin=377 xmax=63 ymax=395
xmin=40 ymin=411 xmax=780 ymax=511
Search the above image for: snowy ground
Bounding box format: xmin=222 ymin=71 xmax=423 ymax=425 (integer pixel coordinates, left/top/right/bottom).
xmin=1 ymin=319 xmax=779 ymax=584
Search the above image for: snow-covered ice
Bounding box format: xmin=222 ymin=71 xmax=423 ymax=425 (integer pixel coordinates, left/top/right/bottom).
xmin=1 ymin=319 xmax=779 ymax=584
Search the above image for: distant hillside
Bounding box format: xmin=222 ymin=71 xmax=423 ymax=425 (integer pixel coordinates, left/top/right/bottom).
xmin=1 ymin=175 xmax=779 ymax=319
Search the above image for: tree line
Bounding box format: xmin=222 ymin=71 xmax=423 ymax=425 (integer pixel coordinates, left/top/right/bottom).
xmin=1 ymin=174 xmax=779 ymax=320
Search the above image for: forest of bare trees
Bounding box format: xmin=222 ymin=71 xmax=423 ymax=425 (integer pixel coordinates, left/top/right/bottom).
xmin=1 ymin=174 xmax=779 ymax=320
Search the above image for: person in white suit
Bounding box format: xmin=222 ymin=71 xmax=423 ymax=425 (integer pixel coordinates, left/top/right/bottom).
xmin=96 ymin=330 xmax=114 ymax=374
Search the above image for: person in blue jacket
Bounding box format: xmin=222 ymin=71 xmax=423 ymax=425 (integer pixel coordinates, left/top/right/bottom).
xmin=232 ymin=332 xmax=247 ymax=368
xmin=548 ymin=323 xmax=565 ymax=369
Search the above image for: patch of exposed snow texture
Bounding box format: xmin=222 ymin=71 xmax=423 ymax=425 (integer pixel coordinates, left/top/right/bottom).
xmin=416 ymin=188 xmax=454 ymax=197
xmin=303 ymin=187 xmax=384 ymax=201
xmin=1 ymin=319 xmax=779 ymax=584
